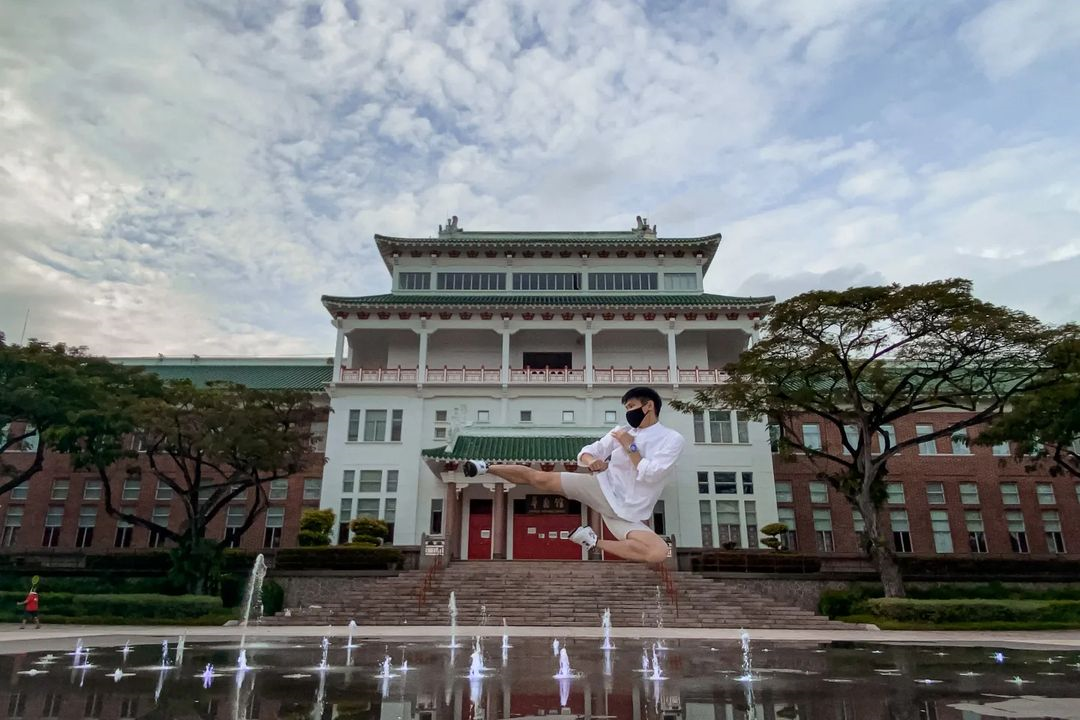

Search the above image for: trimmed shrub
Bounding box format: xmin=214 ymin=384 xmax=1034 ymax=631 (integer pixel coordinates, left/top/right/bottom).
xmin=274 ymin=546 xmax=403 ymax=571
xmin=84 ymin=552 xmax=172 ymax=573
xmin=350 ymin=535 xmax=382 ymax=547
xmin=298 ymin=509 xmax=335 ymax=546
xmin=818 ymin=586 xmax=883 ymax=617
xmin=350 ymin=517 xmax=390 ymax=543
xmin=262 ymin=579 xmax=285 ymax=616
xmin=0 ymin=592 xmax=225 ymax=622
xmin=820 ymin=583 xmax=1080 ymax=617
xmin=865 ymin=598 xmax=1080 ymax=624
xmin=0 ymin=574 xmax=181 ymax=595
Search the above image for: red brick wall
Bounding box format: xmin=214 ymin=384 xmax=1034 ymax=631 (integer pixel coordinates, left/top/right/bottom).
xmin=772 ymin=412 xmax=1080 ymax=558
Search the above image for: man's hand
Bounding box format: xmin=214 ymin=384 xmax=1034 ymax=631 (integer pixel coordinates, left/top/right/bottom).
xmin=586 ymin=458 xmax=608 ymax=472
xmin=611 ymin=428 xmax=634 ymax=449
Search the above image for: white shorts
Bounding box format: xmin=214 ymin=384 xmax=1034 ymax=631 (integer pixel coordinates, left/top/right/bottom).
xmin=560 ymin=472 xmax=652 ymax=540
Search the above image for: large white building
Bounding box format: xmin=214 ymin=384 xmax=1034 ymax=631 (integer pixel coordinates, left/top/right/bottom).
xmin=319 ymin=216 xmax=777 ymax=560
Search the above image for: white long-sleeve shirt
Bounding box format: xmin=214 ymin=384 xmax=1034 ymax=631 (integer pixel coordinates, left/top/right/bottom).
xmin=576 ymin=422 xmax=686 ymax=522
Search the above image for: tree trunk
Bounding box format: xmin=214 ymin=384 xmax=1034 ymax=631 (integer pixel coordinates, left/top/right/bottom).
xmin=855 ymin=488 xmax=907 ymax=598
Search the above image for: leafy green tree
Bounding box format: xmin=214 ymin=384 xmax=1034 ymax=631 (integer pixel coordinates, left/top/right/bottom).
xmin=57 ymin=379 xmax=317 ymax=593
xmin=0 ymin=336 xmax=161 ymax=496
xmin=298 ymin=508 xmax=335 ymax=546
xmin=672 ymin=279 xmax=1063 ymax=597
xmin=977 ymin=338 xmax=1080 ymax=479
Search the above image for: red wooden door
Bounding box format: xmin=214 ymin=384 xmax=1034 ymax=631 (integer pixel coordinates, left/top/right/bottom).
xmin=468 ymin=499 xmax=493 ymax=560
xmin=513 ymin=512 xmax=583 ymax=560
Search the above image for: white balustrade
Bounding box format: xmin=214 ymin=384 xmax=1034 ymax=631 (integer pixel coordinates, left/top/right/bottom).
xmin=338 ymin=366 xmax=727 ymax=385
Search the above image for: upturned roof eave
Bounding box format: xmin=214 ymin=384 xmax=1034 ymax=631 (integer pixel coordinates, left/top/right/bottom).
xmin=321 ymin=293 xmax=776 ymax=313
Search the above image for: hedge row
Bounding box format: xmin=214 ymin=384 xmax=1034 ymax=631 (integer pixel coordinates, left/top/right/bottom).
xmin=0 ymin=592 xmax=225 ymax=621
xmin=1 ymin=549 xmax=263 ymax=574
xmin=273 ymin=546 xmax=403 ymax=571
xmin=865 ymin=598 xmax=1080 ymax=624
xmin=819 ymin=582 xmax=1080 ymax=618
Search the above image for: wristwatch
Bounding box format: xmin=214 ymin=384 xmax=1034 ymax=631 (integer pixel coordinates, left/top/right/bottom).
xmin=628 ymin=442 xmax=639 ymax=453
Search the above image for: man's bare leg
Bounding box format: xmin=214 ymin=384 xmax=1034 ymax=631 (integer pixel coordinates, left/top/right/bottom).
xmin=596 ymin=530 xmax=669 ymax=565
xmin=483 ymin=464 xmax=565 ymax=494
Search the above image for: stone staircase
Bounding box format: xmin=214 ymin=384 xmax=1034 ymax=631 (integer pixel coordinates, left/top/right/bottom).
xmin=267 ymin=561 xmax=843 ymax=629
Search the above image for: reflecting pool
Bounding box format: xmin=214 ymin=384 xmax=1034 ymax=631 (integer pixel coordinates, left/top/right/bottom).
xmin=2 ymin=636 xmax=1078 ymax=719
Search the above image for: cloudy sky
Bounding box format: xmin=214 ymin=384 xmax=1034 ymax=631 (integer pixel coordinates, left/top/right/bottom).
xmin=1 ymin=0 xmax=1078 ymax=356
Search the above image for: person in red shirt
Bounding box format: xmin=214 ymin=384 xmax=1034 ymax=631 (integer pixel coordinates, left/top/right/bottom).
xmin=17 ymin=589 xmax=39 ymax=629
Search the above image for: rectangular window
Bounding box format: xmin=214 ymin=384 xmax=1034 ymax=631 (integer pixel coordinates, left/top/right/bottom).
xmin=83 ymin=478 xmax=102 ymax=500
xmin=926 ymin=482 xmax=946 ymax=505
xmin=269 ymin=479 xmax=288 ymax=500
xmin=992 ymin=441 xmax=1011 ymax=456
xmin=852 ymin=508 xmax=868 ymax=551
xmin=930 ymin=510 xmax=953 ymax=553
xmin=709 ymin=410 xmax=733 ymax=443
xmin=435 ymin=410 xmax=447 ymax=423
xmin=303 ymin=478 xmax=321 ymax=500
xmin=886 ymin=483 xmax=905 ymax=505
xmin=802 ymin=423 xmax=822 ymax=450
xmin=951 ymin=428 xmax=971 ymax=455
xmin=562 ymin=410 xmax=575 ymax=424
xmin=1036 ymin=483 xmax=1056 ymax=505
xmin=663 ymin=272 xmax=697 ymax=290
xmin=809 ymin=481 xmax=829 ymax=504
xmin=149 ymin=506 xmax=170 ymax=548
xmin=966 ymin=510 xmax=988 ymax=553
xmin=959 ymin=482 xmax=979 ymax=505
xmin=339 ymin=498 xmax=353 ymax=543
xmin=434 ymin=426 xmax=447 ymax=440
xmin=587 ymin=272 xmax=658 ymax=291
xmin=741 ymin=472 xmax=754 ymax=495
xmin=477 ymin=410 xmax=490 ymax=424
xmin=511 ymin=272 xmax=581 ymax=291
xmin=713 ymin=472 xmax=737 ymax=494
xmin=42 ymin=506 xmax=63 ymax=547
xmin=744 ymin=500 xmax=757 ymax=548
xmin=1006 ymin=510 xmax=1029 ymax=553
xmin=1 ymin=507 xmax=22 ymax=547
xmin=891 ymin=510 xmax=912 ymax=553
xmin=347 ymin=409 xmax=362 ymax=442
xmin=699 ymin=500 xmax=714 ymax=548
xmin=716 ymin=500 xmax=740 ymax=546
xmin=1001 ymin=482 xmax=1020 ymax=505
xmin=398 ymin=271 xmax=431 ymax=290
xmin=342 ymin=469 xmax=355 ymax=493
xmin=122 ymin=478 xmax=141 ymax=501
xmin=813 ymin=508 xmax=834 ymax=552
xmin=75 ymin=509 xmax=94 ymax=548
xmin=1043 ymin=510 xmax=1066 ymax=553
xmin=774 ymin=480 xmax=793 ymax=503
xmin=155 ymin=480 xmax=173 ymax=500
xmin=386 ymin=470 xmax=399 ymax=493
xmin=916 ymin=424 xmax=937 ymax=455
xmin=114 ymin=508 xmax=134 ymax=548
xmin=430 ymin=498 xmax=443 ymax=534
xmin=390 ymin=410 xmax=403 ymax=441
xmin=735 ymin=414 xmax=750 ymax=444
xmin=436 ymin=272 xmax=506 ymax=290
xmin=51 ymin=478 xmax=69 ymax=500
xmin=693 ymin=412 xmax=706 ymax=443
xmin=224 ymin=505 xmax=246 ymax=548
xmin=356 ymin=498 xmax=380 ymax=518
xmin=777 ymin=507 xmax=797 ymax=550
xmin=364 ymin=410 xmax=388 ymax=442
xmin=697 ymin=471 xmax=710 ymax=495
xmin=10 ymin=481 xmax=28 ymax=500
xmin=878 ymin=424 xmax=897 ymax=453
xmin=358 ymin=470 xmax=382 ymax=493
xmin=264 ymin=507 xmax=284 ymax=548
xmin=520 ymin=410 xmax=532 ymax=423
xmin=843 ymin=425 xmax=859 ymax=454
xmin=767 ymin=424 xmax=780 ymax=453
xmin=78 ymin=505 xmax=97 ymax=527
xmin=605 ymin=410 xmax=618 ymax=424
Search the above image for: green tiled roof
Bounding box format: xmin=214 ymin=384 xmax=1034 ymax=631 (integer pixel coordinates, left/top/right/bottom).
xmin=375 ymin=231 xmax=721 ymax=247
xmin=114 ymin=359 xmax=333 ymax=390
xmin=323 ymin=293 xmax=774 ymax=310
xmin=422 ymin=434 xmax=600 ymax=463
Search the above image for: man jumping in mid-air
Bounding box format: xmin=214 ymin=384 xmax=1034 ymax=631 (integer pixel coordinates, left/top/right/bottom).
xmin=464 ymin=387 xmax=685 ymax=564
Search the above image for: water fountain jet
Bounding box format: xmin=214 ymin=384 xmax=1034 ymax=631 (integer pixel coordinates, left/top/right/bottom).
xmin=600 ymin=608 xmax=615 ymax=650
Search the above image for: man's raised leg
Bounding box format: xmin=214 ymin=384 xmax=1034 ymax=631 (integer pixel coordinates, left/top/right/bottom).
xmin=469 ymin=462 xmax=564 ymax=494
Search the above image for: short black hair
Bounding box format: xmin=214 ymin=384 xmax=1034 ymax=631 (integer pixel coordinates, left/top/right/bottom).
xmin=621 ymin=386 xmax=662 ymax=416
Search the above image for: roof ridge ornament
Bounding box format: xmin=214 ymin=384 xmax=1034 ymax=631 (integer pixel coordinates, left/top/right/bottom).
xmin=634 ymin=215 xmax=657 ymax=238
xmin=439 ymin=215 xmax=462 ymax=236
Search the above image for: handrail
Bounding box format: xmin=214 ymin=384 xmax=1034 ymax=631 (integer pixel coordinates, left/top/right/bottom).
xmin=416 ymin=559 xmax=444 ymax=612
xmin=654 ymin=562 xmax=679 ymax=618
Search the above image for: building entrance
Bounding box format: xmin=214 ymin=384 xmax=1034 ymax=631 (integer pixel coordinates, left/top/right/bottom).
xmin=512 ymin=495 xmax=584 ymax=560
xmin=468 ymin=499 xmax=493 ymax=560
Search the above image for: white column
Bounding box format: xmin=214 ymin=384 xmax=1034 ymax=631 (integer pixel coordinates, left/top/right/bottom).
xmin=501 ymin=329 xmax=510 ymax=387
xmin=417 ymin=330 xmax=429 ymax=387
xmin=333 ymin=324 xmax=345 ymax=381
xmin=667 ymin=325 xmax=678 ymax=386
xmin=584 ymin=330 xmax=594 ymax=387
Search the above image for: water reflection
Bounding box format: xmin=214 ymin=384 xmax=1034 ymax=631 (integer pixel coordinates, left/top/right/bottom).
xmin=1 ymin=638 xmax=1078 ymax=719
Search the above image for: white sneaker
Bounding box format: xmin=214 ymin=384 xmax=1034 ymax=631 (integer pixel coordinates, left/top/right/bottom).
xmin=569 ymin=526 xmax=598 ymax=550
xmin=463 ymin=459 xmax=488 ymax=478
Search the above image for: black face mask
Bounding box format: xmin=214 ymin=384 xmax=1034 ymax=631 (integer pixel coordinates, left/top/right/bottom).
xmin=625 ymin=406 xmax=648 ymax=428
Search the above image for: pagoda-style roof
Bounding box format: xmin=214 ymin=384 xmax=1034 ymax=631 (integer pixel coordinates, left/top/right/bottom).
xmin=373 ymin=216 xmax=722 ymax=271
xmin=323 ymin=292 xmax=774 ymax=313
xmin=422 ymin=433 xmax=602 ymax=464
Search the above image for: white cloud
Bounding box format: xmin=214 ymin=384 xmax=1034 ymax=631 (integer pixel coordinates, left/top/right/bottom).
xmin=959 ymin=0 xmax=1080 ymax=79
